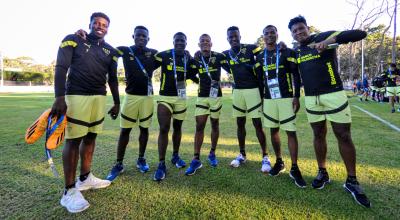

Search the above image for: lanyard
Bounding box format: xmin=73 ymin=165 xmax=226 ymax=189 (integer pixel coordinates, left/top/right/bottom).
xmin=263 ymin=45 xmax=280 ymax=78
xmin=172 ymin=49 xmax=187 ymax=87
xmin=128 ymin=46 xmax=148 ymax=77
xmin=201 ymin=54 xmax=212 ymax=79
xmin=228 ymin=47 xmax=242 ymax=64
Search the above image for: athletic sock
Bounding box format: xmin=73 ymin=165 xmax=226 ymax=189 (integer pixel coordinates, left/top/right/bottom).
xmin=240 ymin=148 xmax=246 ymax=157
xmin=346 ymin=175 xmax=358 ymax=184
xmin=79 ymin=172 xmax=90 ymax=182
xmin=64 ymin=183 xmax=75 ymax=195
xmin=194 ymin=153 xmax=200 ymax=160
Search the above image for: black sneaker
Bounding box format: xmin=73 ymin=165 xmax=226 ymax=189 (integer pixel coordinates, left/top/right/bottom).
xmin=289 ymin=168 xmax=307 ymax=188
xmin=311 ymin=170 xmax=330 ymax=189
xmin=343 ymin=181 xmax=371 ymax=208
xmin=269 ymin=161 xmax=285 ymax=176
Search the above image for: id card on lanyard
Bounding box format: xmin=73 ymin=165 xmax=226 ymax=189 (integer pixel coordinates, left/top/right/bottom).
xmin=128 ymin=47 xmax=153 ymax=95
xmin=264 ymin=46 xmax=281 ymax=99
xmin=201 ymin=55 xmax=219 ymax=98
xmin=172 ymin=49 xmax=187 ymax=99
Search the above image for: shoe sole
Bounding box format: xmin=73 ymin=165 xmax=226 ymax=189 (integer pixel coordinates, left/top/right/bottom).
xmin=312 ymin=179 xmax=331 ymax=190
xmin=136 ymin=165 xmax=149 ymax=173
xmin=269 ymin=168 xmax=286 ymax=176
xmin=60 ymin=200 xmax=90 ymax=213
xmin=153 ymin=173 xmax=165 ymax=181
xmin=106 ymin=169 xmax=125 ymax=181
xmin=289 ymin=172 xmax=307 ymax=188
xmin=185 ymin=164 xmax=203 ymax=176
xmin=230 ymin=160 xmax=246 ymax=168
xmin=343 ymin=184 xmax=371 ymax=208
xmin=208 ymin=159 xmax=218 ymax=167
xmin=76 ymin=181 xmax=111 ymax=191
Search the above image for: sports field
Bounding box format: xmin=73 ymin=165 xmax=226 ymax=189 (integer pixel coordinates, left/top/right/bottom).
xmin=0 ymin=92 xmax=399 ymax=219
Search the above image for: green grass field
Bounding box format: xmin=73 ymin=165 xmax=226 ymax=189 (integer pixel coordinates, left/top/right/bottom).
xmin=0 ymin=92 xmax=399 ymax=219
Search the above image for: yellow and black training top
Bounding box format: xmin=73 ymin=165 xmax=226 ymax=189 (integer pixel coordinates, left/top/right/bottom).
xmin=194 ymin=51 xmax=228 ymax=97
xmin=254 ymin=47 xmax=301 ymax=99
xmin=222 ymin=44 xmax=262 ymax=89
xmin=295 ymin=30 xmax=366 ymax=96
xmin=382 ymin=69 xmax=400 ymax=87
xmin=154 ymin=49 xmax=199 ymax=96
xmin=117 ymin=46 xmax=160 ymax=95
xmin=54 ymin=33 xmax=120 ymax=104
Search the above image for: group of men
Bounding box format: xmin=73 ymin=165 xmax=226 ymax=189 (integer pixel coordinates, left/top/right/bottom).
xmin=51 ymin=12 xmax=371 ymax=213
xmin=357 ymin=64 xmax=400 ymax=113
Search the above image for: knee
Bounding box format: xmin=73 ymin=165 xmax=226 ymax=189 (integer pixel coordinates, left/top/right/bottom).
xmin=211 ymin=122 xmax=219 ymax=131
xmin=336 ymin=131 xmax=352 ymax=143
xmin=120 ymin=128 xmax=131 ymax=136
xmin=196 ymin=123 xmax=206 ymax=132
xmin=159 ymin=125 xmax=170 ymax=134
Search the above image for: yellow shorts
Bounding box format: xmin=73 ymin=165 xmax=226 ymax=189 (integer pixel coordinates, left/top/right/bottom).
xmin=195 ymin=97 xmax=222 ymax=119
xmin=263 ymin=98 xmax=296 ymax=131
xmin=232 ymin=88 xmax=262 ymax=118
xmin=386 ymin=86 xmax=400 ymax=96
xmin=377 ymin=87 xmax=386 ymax=93
xmin=120 ymin=95 xmax=154 ymax=128
xmin=65 ymin=95 xmax=106 ymax=139
xmin=157 ymin=96 xmax=187 ymax=121
xmin=305 ymin=90 xmax=351 ymax=123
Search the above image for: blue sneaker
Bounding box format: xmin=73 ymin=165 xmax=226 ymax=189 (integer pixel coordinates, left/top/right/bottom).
xmin=106 ymin=162 xmax=124 ymax=181
xmin=136 ymin=158 xmax=150 ymax=173
xmin=185 ymin=159 xmax=203 ymax=176
xmin=171 ymin=154 xmax=186 ymax=168
xmin=208 ymin=153 xmax=218 ymax=167
xmin=153 ymin=162 xmax=166 ymax=181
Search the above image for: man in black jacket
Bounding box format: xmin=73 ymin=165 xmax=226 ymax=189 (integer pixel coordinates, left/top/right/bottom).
xmin=289 ymin=15 xmax=370 ymax=208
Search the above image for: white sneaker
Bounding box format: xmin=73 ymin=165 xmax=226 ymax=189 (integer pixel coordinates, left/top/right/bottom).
xmin=60 ymin=188 xmax=90 ymax=213
xmin=261 ymin=155 xmax=272 ymax=173
xmin=76 ymin=173 xmax=111 ymax=191
xmin=230 ymin=153 xmax=246 ymax=168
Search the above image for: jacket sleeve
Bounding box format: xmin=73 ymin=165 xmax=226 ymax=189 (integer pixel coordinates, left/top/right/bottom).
xmin=54 ymin=34 xmax=76 ymax=97
xmin=107 ymin=49 xmax=120 ymax=104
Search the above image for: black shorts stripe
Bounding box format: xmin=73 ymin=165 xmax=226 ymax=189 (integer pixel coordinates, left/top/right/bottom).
xmin=263 ymin=113 xmax=279 ymax=123
xmin=247 ymin=102 xmax=262 ymax=113
xmin=157 ymin=101 xmax=173 ymax=110
xmin=306 ymin=101 xmax=349 ymax=115
xmin=210 ymin=105 xmax=222 ymax=112
xmin=387 ymin=91 xmax=395 ymax=95
xmin=280 ymin=115 xmax=296 ymax=124
xmin=173 ymin=108 xmax=187 ymax=114
xmin=139 ymin=113 xmax=153 ymax=122
xmin=196 ymin=104 xmax=209 ymax=110
xmin=233 ymin=105 xmax=246 ymax=113
xmin=121 ymin=114 xmax=137 ymax=123
xmin=67 ymin=117 xmax=105 ymax=127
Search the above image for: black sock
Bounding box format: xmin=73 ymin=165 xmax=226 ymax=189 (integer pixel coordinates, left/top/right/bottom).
xmin=262 ymin=152 xmax=268 ymax=157
xmin=210 ymin=148 xmax=216 ymax=153
xmin=291 ymin=163 xmax=298 ymax=170
xmin=138 ymin=153 xmax=144 ymax=158
xmin=159 ymin=158 xmax=165 ymax=163
xmin=240 ymin=148 xmax=246 ymax=157
xmin=172 ymin=151 xmax=179 ymax=157
xmin=116 ymin=159 xmax=123 ymax=165
xmin=276 ymin=157 xmax=283 ymax=163
xmin=64 ymin=183 xmax=75 ymax=195
xmin=79 ymin=172 xmax=90 ymax=182
xmin=346 ymin=175 xmax=358 ymax=183
xmin=319 ymin=167 xmax=327 ymax=173
xmin=194 ymin=153 xmax=200 ymax=160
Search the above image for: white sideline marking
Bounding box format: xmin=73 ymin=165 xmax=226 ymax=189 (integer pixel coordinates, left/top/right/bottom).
xmin=352 ymin=105 xmax=400 ymax=132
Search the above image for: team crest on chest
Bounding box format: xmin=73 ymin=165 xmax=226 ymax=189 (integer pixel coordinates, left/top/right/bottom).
xmin=103 ymin=48 xmax=110 ymax=56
